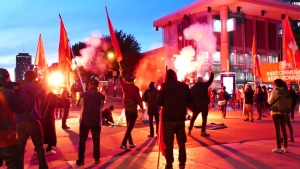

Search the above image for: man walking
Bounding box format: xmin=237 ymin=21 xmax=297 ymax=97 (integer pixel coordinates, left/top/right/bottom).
xmin=16 ymin=71 xmax=48 ymax=169
xmin=76 ymin=79 xmax=104 ymax=166
xmin=119 ymin=72 xmax=144 ymax=151
xmin=0 ymin=68 xmax=22 ymax=168
xmin=188 ymin=70 xmax=214 ymax=136
xmin=244 ymin=84 xmax=254 ymax=122
xmin=157 ymin=69 xmax=193 ymax=169
xmin=142 ymin=82 xmax=159 ymax=137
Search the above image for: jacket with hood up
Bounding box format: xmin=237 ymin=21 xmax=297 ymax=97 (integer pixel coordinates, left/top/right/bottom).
xmin=157 ymin=69 xmax=193 ymax=121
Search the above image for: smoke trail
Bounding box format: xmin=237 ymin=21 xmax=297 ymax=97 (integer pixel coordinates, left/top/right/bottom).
xmin=134 ymin=49 xmax=165 ymax=91
xmin=184 ymin=22 xmax=216 ymax=78
xmin=75 ymin=32 xmax=110 ymax=76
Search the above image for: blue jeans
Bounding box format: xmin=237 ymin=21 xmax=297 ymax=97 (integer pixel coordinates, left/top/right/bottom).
xmin=17 ymin=121 xmax=48 ymax=169
xmin=0 ymin=145 xmax=20 ymax=169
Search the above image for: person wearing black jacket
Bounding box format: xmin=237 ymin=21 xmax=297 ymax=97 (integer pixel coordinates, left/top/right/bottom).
xmin=142 ymin=82 xmax=159 ymax=137
xmin=188 ymin=70 xmax=214 ymax=136
xmin=76 ymin=79 xmax=104 ymax=166
xmin=157 ymin=69 xmax=193 ymax=169
xmin=287 ymin=84 xmax=295 ymax=142
xmin=244 ymin=84 xmax=255 ymax=122
xmin=254 ymin=86 xmax=265 ymax=120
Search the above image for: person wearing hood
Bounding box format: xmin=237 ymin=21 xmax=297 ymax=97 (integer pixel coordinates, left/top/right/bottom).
xmin=142 ymin=82 xmax=159 ymax=137
xmin=119 ymin=72 xmax=144 ymax=151
xmin=268 ymin=79 xmax=289 ymax=153
xmin=157 ymin=69 xmax=193 ymax=169
xmin=188 ymin=69 xmax=214 ymax=136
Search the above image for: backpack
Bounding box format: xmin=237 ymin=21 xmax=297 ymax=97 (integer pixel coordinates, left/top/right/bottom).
xmin=270 ymin=89 xmax=293 ymax=113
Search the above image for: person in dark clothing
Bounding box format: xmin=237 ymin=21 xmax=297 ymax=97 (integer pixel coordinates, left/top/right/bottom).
xmin=76 ymin=79 xmax=104 ymax=166
xmin=261 ymin=86 xmax=269 ymax=117
xmin=119 ymin=72 xmax=144 ymax=151
xmin=157 ymin=69 xmax=193 ymax=169
xmin=286 ymin=84 xmax=295 ymax=142
xmin=142 ymin=82 xmax=159 ymax=137
xmin=55 ymin=95 xmax=63 ymax=119
xmin=16 ymin=71 xmax=48 ymax=169
xmin=254 ymin=86 xmax=265 ymax=120
xmin=40 ymin=92 xmax=58 ymax=155
xmin=288 ymin=84 xmax=298 ymax=120
xmin=188 ymin=71 xmax=214 ymax=136
xmin=61 ymin=87 xmax=72 ymax=129
xmin=0 ymin=68 xmax=22 ymax=168
xmin=218 ymin=86 xmax=230 ymax=118
xmin=102 ymin=105 xmax=115 ymax=126
xmin=243 ymin=84 xmax=254 ymax=122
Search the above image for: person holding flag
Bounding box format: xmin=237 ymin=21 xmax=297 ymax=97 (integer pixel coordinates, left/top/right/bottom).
xmin=157 ymin=69 xmax=193 ymax=169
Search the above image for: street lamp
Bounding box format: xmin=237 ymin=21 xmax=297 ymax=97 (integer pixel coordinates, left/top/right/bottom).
xmin=107 ymin=52 xmax=117 ymax=97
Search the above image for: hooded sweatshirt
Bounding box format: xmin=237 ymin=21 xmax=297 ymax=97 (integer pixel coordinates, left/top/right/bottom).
xmin=157 ymin=69 xmax=193 ymax=121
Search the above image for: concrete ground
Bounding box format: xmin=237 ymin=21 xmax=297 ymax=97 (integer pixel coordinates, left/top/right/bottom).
xmin=1 ymin=95 xmax=300 ymax=169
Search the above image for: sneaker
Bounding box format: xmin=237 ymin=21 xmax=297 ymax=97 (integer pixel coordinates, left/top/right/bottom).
xmin=120 ymin=145 xmax=131 ymax=151
xmin=46 ymin=150 xmax=56 ymax=156
xmin=272 ymin=148 xmax=283 ymax=153
xmin=244 ymin=118 xmax=249 ymax=121
xmin=250 ymin=119 xmax=254 ymax=122
xmin=95 ymin=159 xmax=101 ymax=164
xmin=148 ymin=134 xmax=154 ymax=138
xmin=282 ymin=148 xmax=289 ymax=153
xmin=201 ymin=132 xmax=210 ymax=137
xmin=76 ymin=160 xmax=84 ymax=166
xmin=288 ymin=138 xmax=295 ymax=142
xmin=179 ymin=165 xmax=185 ymax=169
xmin=129 ymin=144 xmax=136 ymax=148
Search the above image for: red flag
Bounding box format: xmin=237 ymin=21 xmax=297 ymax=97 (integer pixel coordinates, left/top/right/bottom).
xmin=283 ymin=13 xmax=300 ymax=64
xmin=34 ymin=34 xmax=48 ymax=77
xmin=105 ymin=7 xmax=123 ymax=62
xmin=58 ymin=14 xmax=73 ymax=91
xmin=157 ymin=108 xmax=166 ymax=157
xmin=251 ymin=34 xmax=261 ymax=78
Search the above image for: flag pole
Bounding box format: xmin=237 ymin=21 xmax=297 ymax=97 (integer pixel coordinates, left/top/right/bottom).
xmin=59 ymin=14 xmax=85 ymax=92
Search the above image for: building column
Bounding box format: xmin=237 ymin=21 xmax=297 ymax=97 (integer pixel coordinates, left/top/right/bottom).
xmin=220 ymin=6 xmax=229 ymax=72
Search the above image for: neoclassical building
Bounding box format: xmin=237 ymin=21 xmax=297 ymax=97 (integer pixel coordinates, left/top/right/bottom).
xmin=153 ymin=0 xmax=300 ymax=88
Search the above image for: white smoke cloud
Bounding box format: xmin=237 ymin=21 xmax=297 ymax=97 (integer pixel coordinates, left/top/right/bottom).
xmin=174 ymin=22 xmax=216 ymax=81
xmin=75 ymin=32 xmax=110 ymax=76
xmin=174 ymin=46 xmax=196 ymax=81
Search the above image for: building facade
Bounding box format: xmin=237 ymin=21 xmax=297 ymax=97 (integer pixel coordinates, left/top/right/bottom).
xmin=15 ymin=53 xmax=32 ymax=82
xmin=153 ymin=0 xmax=300 ymax=88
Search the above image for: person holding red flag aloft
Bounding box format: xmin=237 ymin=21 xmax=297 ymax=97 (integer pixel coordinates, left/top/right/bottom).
xmin=157 ymin=69 xmax=193 ymax=169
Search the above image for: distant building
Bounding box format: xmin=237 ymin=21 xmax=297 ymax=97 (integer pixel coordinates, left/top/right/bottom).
xmin=14 ymin=53 xmax=32 ymax=82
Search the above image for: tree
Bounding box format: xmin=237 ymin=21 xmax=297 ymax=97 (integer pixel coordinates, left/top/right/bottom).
xmin=103 ymin=30 xmax=143 ymax=76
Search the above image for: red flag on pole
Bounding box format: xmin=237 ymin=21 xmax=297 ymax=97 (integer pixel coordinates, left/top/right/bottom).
xmin=34 ymin=34 xmax=49 ymax=91
xmin=105 ymin=7 xmax=123 ymax=62
xmin=34 ymin=34 xmax=48 ymax=76
xmin=58 ymin=14 xmax=73 ymax=91
xmin=157 ymin=108 xmax=166 ymax=158
xmin=251 ymin=34 xmax=261 ymax=79
xmin=283 ymin=13 xmax=300 ymax=64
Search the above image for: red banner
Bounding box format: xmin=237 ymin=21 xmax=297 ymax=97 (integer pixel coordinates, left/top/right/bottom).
xmin=260 ymin=61 xmax=300 ymax=82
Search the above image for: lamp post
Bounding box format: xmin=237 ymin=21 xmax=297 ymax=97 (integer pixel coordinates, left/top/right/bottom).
xmin=108 ymin=52 xmax=117 ymax=97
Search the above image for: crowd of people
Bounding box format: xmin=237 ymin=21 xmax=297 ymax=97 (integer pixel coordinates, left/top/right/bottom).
xmin=0 ymin=67 xmax=298 ymax=169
